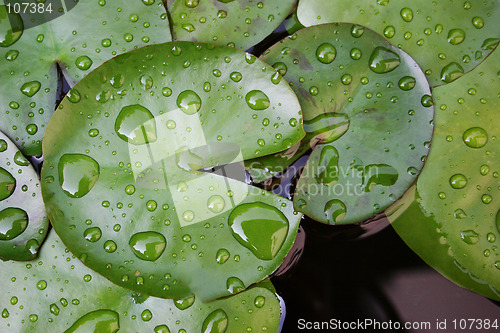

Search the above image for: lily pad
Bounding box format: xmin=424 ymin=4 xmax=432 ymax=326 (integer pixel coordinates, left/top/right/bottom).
xmin=248 ymin=23 xmax=434 ymax=225
xmin=41 ymin=41 xmax=304 ymax=301
xmin=0 ymin=130 xmax=48 ymax=261
xmin=387 ymin=47 xmax=500 ymax=300
xmin=296 ymin=0 xmax=500 ymax=87
xmin=167 ymin=0 xmax=297 ymax=50
xmin=0 ymin=0 xmax=171 ymax=156
xmin=0 ymin=230 xmax=282 ymax=332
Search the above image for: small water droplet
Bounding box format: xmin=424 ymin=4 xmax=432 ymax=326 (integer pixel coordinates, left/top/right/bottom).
xmin=369 ymin=47 xmax=401 ymax=73
xmin=208 ymin=195 xmax=225 ymax=213
xmin=174 ymin=294 xmax=195 ymax=310
xmin=463 ymin=127 xmax=487 ymax=148
xmin=316 ymin=43 xmax=337 ymax=64
xmin=75 ymin=56 xmax=93 ymax=70
xmin=129 ymin=231 xmax=167 ymax=261
xmin=245 ymin=90 xmax=270 ymax=110
xmin=400 ymin=8 xmax=413 ymax=22
xmin=216 ymin=248 xmax=230 ymax=264
xmin=84 ymin=227 xmax=102 ymax=242
xmin=177 ymin=90 xmax=202 ymax=115
xmin=460 ymin=230 xmax=479 ymax=245
xmin=398 ymin=76 xmax=416 ymax=90
xmin=447 ymin=29 xmax=466 ymax=45
xmin=226 ymin=276 xmax=245 ymax=294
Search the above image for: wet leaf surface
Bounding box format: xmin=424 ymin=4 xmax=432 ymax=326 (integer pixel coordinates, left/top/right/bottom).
xmin=41 ymin=41 xmax=304 ymax=301
xmin=0 ymin=130 xmax=48 ymax=261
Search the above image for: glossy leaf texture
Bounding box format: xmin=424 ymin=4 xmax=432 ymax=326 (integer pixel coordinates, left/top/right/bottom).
xmin=167 ymin=0 xmax=297 ymax=50
xmin=248 ymin=23 xmax=434 ymax=225
xmin=388 ymin=48 xmax=500 ymax=300
xmin=296 ymin=0 xmax=500 ymax=87
xmin=0 ymin=0 xmax=171 ymax=156
xmin=0 ymin=230 xmax=282 ymax=332
xmin=41 ymin=41 xmax=304 ymax=301
xmin=0 ymin=131 xmax=48 ymax=261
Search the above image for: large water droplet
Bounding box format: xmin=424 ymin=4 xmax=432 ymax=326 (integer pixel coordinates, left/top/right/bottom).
xmin=447 ymin=29 xmax=466 ymax=45
xmin=449 ymin=174 xmax=467 ymax=189
xmin=84 ymin=227 xmax=102 ymax=242
xmin=440 ymin=62 xmax=464 ymax=83
xmin=20 ymin=81 xmax=41 ymax=97
xmin=129 ymin=231 xmax=166 ymax=261
xmin=140 ymin=75 xmax=153 ymax=90
xmin=303 ymin=113 xmax=349 ymax=144
xmin=115 ymin=105 xmax=157 ymax=145
xmin=369 ymin=47 xmax=401 ymax=74
xmin=0 ymin=167 xmax=16 ymax=201
xmin=154 ymin=325 xmax=171 ymax=333
xmin=173 ymin=294 xmax=195 ymax=310
xmin=208 ymin=195 xmax=225 ymax=213
xmin=460 ymin=230 xmax=479 ymax=245
xmin=400 ymin=7 xmax=413 ymax=22
xmin=75 ymin=56 xmax=93 ymax=71
xmin=245 ymin=90 xmax=270 ymax=110
xmin=58 ymin=154 xmax=100 ymax=198
xmin=0 ymin=208 xmax=28 ymax=240
xmin=202 ymin=309 xmax=228 ymax=333
xmin=314 ymin=146 xmax=339 ymax=186
xmin=463 ymin=127 xmax=487 ymax=148
xmin=323 ymin=199 xmax=347 ymax=224
xmin=0 ymin=6 xmax=23 ymax=47
xmin=226 ymin=276 xmax=245 ymax=294
xmin=398 ymin=76 xmax=416 ymax=91
xmin=14 ymin=151 xmax=29 ymax=166
xmin=228 ymin=202 xmax=289 ymax=260
xmin=177 ymin=90 xmax=202 ymax=115
xmin=216 ymin=248 xmax=230 ymax=264
xmin=316 ymin=43 xmax=336 ymax=64
xmin=362 ymin=164 xmax=398 ymax=192
xmin=65 ymin=309 xmax=119 ymax=333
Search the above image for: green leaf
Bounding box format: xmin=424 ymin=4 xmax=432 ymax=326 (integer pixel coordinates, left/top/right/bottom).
xmin=0 ymin=0 xmax=171 ymax=156
xmin=296 ymin=0 xmax=500 ymax=87
xmin=167 ymin=0 xmax=297 ymax=50
xmin=0 ymin=230 xmax=282 ymax=332
xmin=387 ymin=48 xmax=500 ymax=300
xmin=0 ymin=130 xmax=48 ymax=261
xmin=41 ymin=41 xmax=304 ymax=301
xmin=248 ymin=23 xmax=433 ymax=225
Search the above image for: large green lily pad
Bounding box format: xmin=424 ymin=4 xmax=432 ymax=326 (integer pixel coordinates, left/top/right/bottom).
xmin=248 ymin=23 xmax=434 ymax=225
xmin=0 ymin=0 xmax=171 ymax=156
xmin=167 ymin=0 xmax=297 ymax=50
xmin=388 ymin=48 xmax=500 ymax=300
xmin=42 ymin=41 xmax=304 ymax=301
xmin=296 ymin=0 xmax=500 ymax=87
xmin=0 ymin=130 xmax=48 ymax=261
xmin=0 ymin=230 xmax=282 ymax=332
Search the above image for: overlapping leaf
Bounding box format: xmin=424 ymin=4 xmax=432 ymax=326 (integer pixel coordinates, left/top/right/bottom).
xmin=248 ymin=23 xmax=434 ymax=225
xmin=42 ymin=41 xmax=304 ymax=301
xmin=388 ymin=48 xmax=500 ymax=300
xmin=0 ymin=230 xmax=282 ymax=332
xmin=296 ymin=0 xmax=500 ymax=87
xmin=0 ymin=130 xmax=48 ymax=261
xmin=167 ymin=0 xmax=297 ymax=50
xmin=0 ymin=0 xmax=171 ymax=156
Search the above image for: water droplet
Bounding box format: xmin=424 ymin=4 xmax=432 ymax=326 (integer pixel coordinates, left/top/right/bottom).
xmin=228 ymin=202 xmax=289 ymax=260
xmin=174 ymin=294 xmax=195 ymax=310
xmin=230 ymin=72 xmax=242 ymax=82
xmin=65 ymin=310 xmax=119 ymax=333
xmin=245 ymin=90 xmax=270 ymax=110
xmin=400 ymin=8 xmax=413 ymax=22
xmin=496 ymin=209 xmax=500 ymax=234
xmin=216 ymin=248 xmax=230 ymax=264
xmin=104 ymin=240 xmax=117 ymax=253
xmin=129 ymin=231 xmax=167 ymax=261
xmin=226 ymin=276 xmax=245 ymax=294
xmin=140 ymin=75 xmax=153 ymax=90
xmin=480 ymin=165 xmax=489 ymax=175
xmin=84 ymin=227 xmax=102 ymax=242
xmin=75 ymin=56 xmax=93 ymax=71
xmin=147 ymin=200 xmax=157 ymax=212
xmin=341 ymin=74 xmax=352 ymax=85
xmin=115 ymin=104 xmax=157 ymax=145
xmin=472 ymin=16 xmax=484 ymax=29
xmin=323 ymin=199 xmax=347 ymax=224
xmin=421 ymin=94 xmax=433 ymax=107
xmin=50 ymin=304 xmax=60 ymax=316
xmin=154 ymin=325 xmax=170 ymax=333
xmin=0 ymin=167 xmax=16 ymax=201
xmin=351 ymin=25 xmax=364 ymax=38
xmin=369 ymin=47 xmax=401 ymax=73
xmin=20 ymin=81 xmax=41 ymax=97
xmin=141 ymin=309 xmax=152 ymax=322
xmin=463 ymin=127 xmax=487 ymax=148
xmin=362 ymin=164 xmax=398 ymax=192
xmin=447 ymin=29 xmax=466 ymax=45
xmin=303 ymin=112 xmax=350 ymax=144
xmin=202 ymin=309 xmax=228 ymax=333
xmin=481 ymin=194 xmax=492 ymax=204
xmin=182 ymin=23 xmax=196 ymax=32
xmin=460 ymin=230 xmax=479 ymax=245
xmin=1 ymin=309 xmax=8 ymax=318
xmin=67 ymin=89 xmax=81 ymax=103
xmin=315 ymin=146 xmax=339 ymax=186
xmin=208 ymin=195 xmax=225 ymax=213
xmin=254 ymin=296 xmax=266 ymax=308
xmin=316 ymin=43 xmax=337 ymax=64
xmin=177 ymin=90 xmax=202 ymax=115
xmin=449 ymin=174 xmax=467 ymax=189
xmin=440 ymin=62 xmax=464 ymax=83
xmin=0 ymin=7 xmax=23 ymax=47
xmin=0 ymin=208 xmax=28 ymax=240
xmin=0 ymin=139 xmax=7 ymax=152
xmin=13 ymin=151 xmax=29 ymax=166
xmin=398 ymin=76 xmax=416 ymax=90
xmin=350 ymin=48 xmax=362 ymax=60
xmin=383 ymin=25 xmax=395 ymax=38
xmin=36 ymin=280 xmax=47 ymax=290
xmin=454 ymin=208 xmax=467 ymax=219
xmin=58 ymin=154 xmax=100 ymax=198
